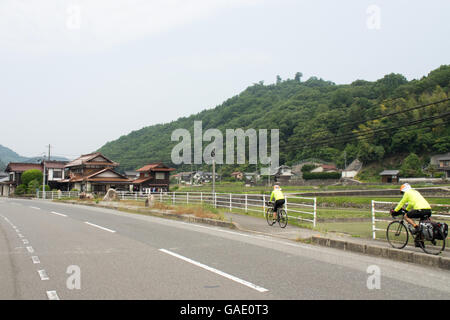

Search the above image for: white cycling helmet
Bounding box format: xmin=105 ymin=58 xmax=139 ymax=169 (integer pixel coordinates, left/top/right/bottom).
xmin=400 ymin=183 xmax=411 ymax=193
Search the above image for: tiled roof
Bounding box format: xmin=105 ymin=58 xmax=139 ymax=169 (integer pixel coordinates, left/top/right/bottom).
xmin=43 ymin=161 xmax=68 ymax=169
xmin=6 ymin=163 xmax=42 ymax=173
xmin=65 ymin=152 xmax=118 ymax=168
xmin=380 ymin=170 xmax=399 ymax=175
xmin=136 ymin=163 xmax=175 ymax=172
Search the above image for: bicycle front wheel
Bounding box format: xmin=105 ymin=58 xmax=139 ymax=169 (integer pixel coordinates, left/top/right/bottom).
xmin=386 ymin=221 xmax=409 ymax=249
xmin=278 ymin=209 xmax=288 ymax=228
xmin=266 ymin=208 xmax=275 ymax=226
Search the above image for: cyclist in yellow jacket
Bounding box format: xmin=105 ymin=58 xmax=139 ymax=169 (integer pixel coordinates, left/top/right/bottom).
xmin=391 ymin=183 xmax=432 ymax=236
xmin=270 ymin=185 xmax=285 ymax=221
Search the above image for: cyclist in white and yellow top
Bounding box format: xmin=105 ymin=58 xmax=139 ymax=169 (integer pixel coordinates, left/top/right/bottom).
xmin=270 ymin=185 xmax=285 ymax=221
xmin=391 ymin=183 xmax=432 ymax=236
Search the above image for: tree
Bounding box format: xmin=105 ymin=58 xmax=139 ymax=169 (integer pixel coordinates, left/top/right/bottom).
xmin=294 ymin=72 xmax=303 ymax=82
xmin=400 ymin=153 xmax=423 ymax=177
xmin=21 ymin=169 xmax=43 ymax=185
xmin=276 ymin=75 xmax=282 ymax=84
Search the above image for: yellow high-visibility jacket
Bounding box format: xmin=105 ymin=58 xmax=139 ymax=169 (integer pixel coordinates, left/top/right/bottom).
xmin=270 ymin=189 xmax=284 ymax=201
xmin=394 ymin=189 xmax=431 ymax=212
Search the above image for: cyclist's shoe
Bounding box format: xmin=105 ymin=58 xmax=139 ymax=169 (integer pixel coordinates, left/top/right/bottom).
xmin=414 ymin=241 xmax=424 ymax=248
xmin=408 ymin=225 xmax=420 ymax=235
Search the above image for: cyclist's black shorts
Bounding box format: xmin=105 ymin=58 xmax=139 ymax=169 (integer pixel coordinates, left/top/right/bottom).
xmin=273 ymin=199 xmax=285 ymax=212
xmin=406 ymin=209 xmax=432 ymax=220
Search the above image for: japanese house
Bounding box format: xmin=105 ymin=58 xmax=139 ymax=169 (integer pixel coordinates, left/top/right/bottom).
xmin=132 ymin=163 xmax=175 ymax=192
xmin=62 ymin=152 xmax=131 ymax=192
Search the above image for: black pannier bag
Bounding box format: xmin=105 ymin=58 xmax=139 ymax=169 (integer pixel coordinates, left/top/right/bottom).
xmin=431 ymin=222 xmax=448 ymax=240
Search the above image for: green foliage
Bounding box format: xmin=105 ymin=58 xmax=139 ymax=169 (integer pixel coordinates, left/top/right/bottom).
xmin=302 ymin=172 xmax=341 ymax=180
xmin=400 ymin=153 xmax=424 ymax=177
xmin=301 ymin=164 xmax=317 ymax=173
xmin=28 ymin=179 xmax=40 ymax=193
xmin=97 ymin=66 xmax=450 ymax=172
xmin=15 ymin=184 xmax=27 ymax=195
xmin=39 ymin=185 xmax=51 ymax=192
xmin=21 ymin=169 xmax=43 ymax=185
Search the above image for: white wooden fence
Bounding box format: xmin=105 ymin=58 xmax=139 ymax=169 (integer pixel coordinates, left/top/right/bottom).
xmin=36 ymin=190 xmax=317 ymax=227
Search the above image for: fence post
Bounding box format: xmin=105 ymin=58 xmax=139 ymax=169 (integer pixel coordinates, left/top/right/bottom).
xmin=160 ymin=191 xmax=162 ymax=203
xmin=186 ymin=192 xmax=189 ymax=204
xmin=229 ymin=193 xmax=232 ymax=212
xmin=372 ymin=200 xmax=376 ymax=240
xmin=313 ymin=197 xmax=317 ymax=228
xmin=173 ymin=192 xmax=175 ymax=205
xmin=263 ymin=195 xmax=266 ymax=217
xmin=200 ymin=192 xmax=203 ymax=203
xmin=214 ymin=193 xmax=217 ymax=208
xmin=245 ymin=194 xmax=248 ymax=213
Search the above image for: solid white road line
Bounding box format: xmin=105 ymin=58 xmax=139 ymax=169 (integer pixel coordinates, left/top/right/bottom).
xmin=38 ymin=270 xmax=49 ymax=281
xmin=51 ymin=211 xmax=67 ymax=217
xmin=84 ymin=222 xmax=116 ymax=233
xmin=31 ymin=256 xmax=40 ymax=264
xmin=159 ymin=249 xmax=269 ymax=293
xmin=46 ymin=291 xmax=60 ymax=300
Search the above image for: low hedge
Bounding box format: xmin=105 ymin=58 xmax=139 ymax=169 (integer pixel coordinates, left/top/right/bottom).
xmin=303 ymin=172 xmax=342 ymax=180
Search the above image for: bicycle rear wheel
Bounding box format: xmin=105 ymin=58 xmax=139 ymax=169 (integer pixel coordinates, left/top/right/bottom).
xmin=266 ymin=208 xmax=275 ymax=226
xmin=386 ymin=221 xmax=409 ymax=249
xmin=278 ymin=209 xmax=288 ymax=228
xmin=418 ymin=229 xmax=446 ymax=255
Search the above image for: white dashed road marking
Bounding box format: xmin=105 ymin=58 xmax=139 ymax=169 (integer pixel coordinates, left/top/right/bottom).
xmin=46 ymin=291 xmax=60 ymax=300
xmin=51 ymin=211 xmax=67 ymax=217
xmin=30 ymin=206 xmax=41 ymax=210
xmin=84 ymin=222 xmax=116 ymax=233
xmin=31 ymin=256 xmax=41 ymax=264
xmin=159 ymin=249 xmax=269 ymax=293
xmin=26 ymin=246 xmax=34 ymax=253
xmin=38 ymin=270 xmax=49 ymax=281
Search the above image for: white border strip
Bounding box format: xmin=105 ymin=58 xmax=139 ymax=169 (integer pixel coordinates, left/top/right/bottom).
xmin=159 ymin=249 xmax=268 ymax=293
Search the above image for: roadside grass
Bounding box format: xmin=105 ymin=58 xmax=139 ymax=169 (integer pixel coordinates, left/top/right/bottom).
xmin=174 ymin=181 xmax=450 ymax=194
xmin=316 ymin=196 xmax=450 ymax=208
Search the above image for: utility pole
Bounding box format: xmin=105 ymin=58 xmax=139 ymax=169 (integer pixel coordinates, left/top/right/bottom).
xmin=47 ymin=144 xmax=51 ymax=161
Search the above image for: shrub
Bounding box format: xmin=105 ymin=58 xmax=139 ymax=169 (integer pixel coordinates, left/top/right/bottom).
xmin=303 ymin=172 xmax=342 ymax=180
xmin=21 ymin=169 xmax=43 ymax=185
xmin=71 ymin=188 xmax=79 ymax=192
xmin=15 ymin=184 xmax=27 ymax=195
xmin=301 ymin=164 xmax=318 ymax=173
xmin=39 ymin=185 xmax=50 ymax=191
xmin=28 ymin=180 xmax=40 ymax=194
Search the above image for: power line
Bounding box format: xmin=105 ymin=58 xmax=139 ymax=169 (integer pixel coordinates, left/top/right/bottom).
xmin=297 ymin=115 xmax=450 ymax=149
xmin=296 ymin=110 xmax=450 ymax=147
xmin=300 ymin=98 xmax=449 ymax=137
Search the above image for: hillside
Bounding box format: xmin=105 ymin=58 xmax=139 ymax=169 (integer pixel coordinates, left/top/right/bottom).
xmin=0 ymin=144 xmax=68 ymax=171
xmin=98 ymin=66 xmax=450 ymax=173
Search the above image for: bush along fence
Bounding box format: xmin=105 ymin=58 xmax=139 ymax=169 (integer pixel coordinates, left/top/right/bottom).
xmin=37 ymin=191 xmax=317 ymax=227
xmin=371 ymin=200 xmax=450 ymax=240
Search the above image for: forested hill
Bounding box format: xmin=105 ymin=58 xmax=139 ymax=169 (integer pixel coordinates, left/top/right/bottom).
xmin=98 ymin=65 xmax=450 ymax=172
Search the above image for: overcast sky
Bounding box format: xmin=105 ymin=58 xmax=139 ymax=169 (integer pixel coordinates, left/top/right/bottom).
xmin=1 ymin=0 xmax=449 ymax=159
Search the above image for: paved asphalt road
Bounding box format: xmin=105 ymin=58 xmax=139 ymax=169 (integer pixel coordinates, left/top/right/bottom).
xmin=0 ymin=198 xmax=449 ymax=300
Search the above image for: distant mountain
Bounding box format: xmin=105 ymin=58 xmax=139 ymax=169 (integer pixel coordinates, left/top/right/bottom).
xmin=0 ymin=144 xmax=69 ymax=171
